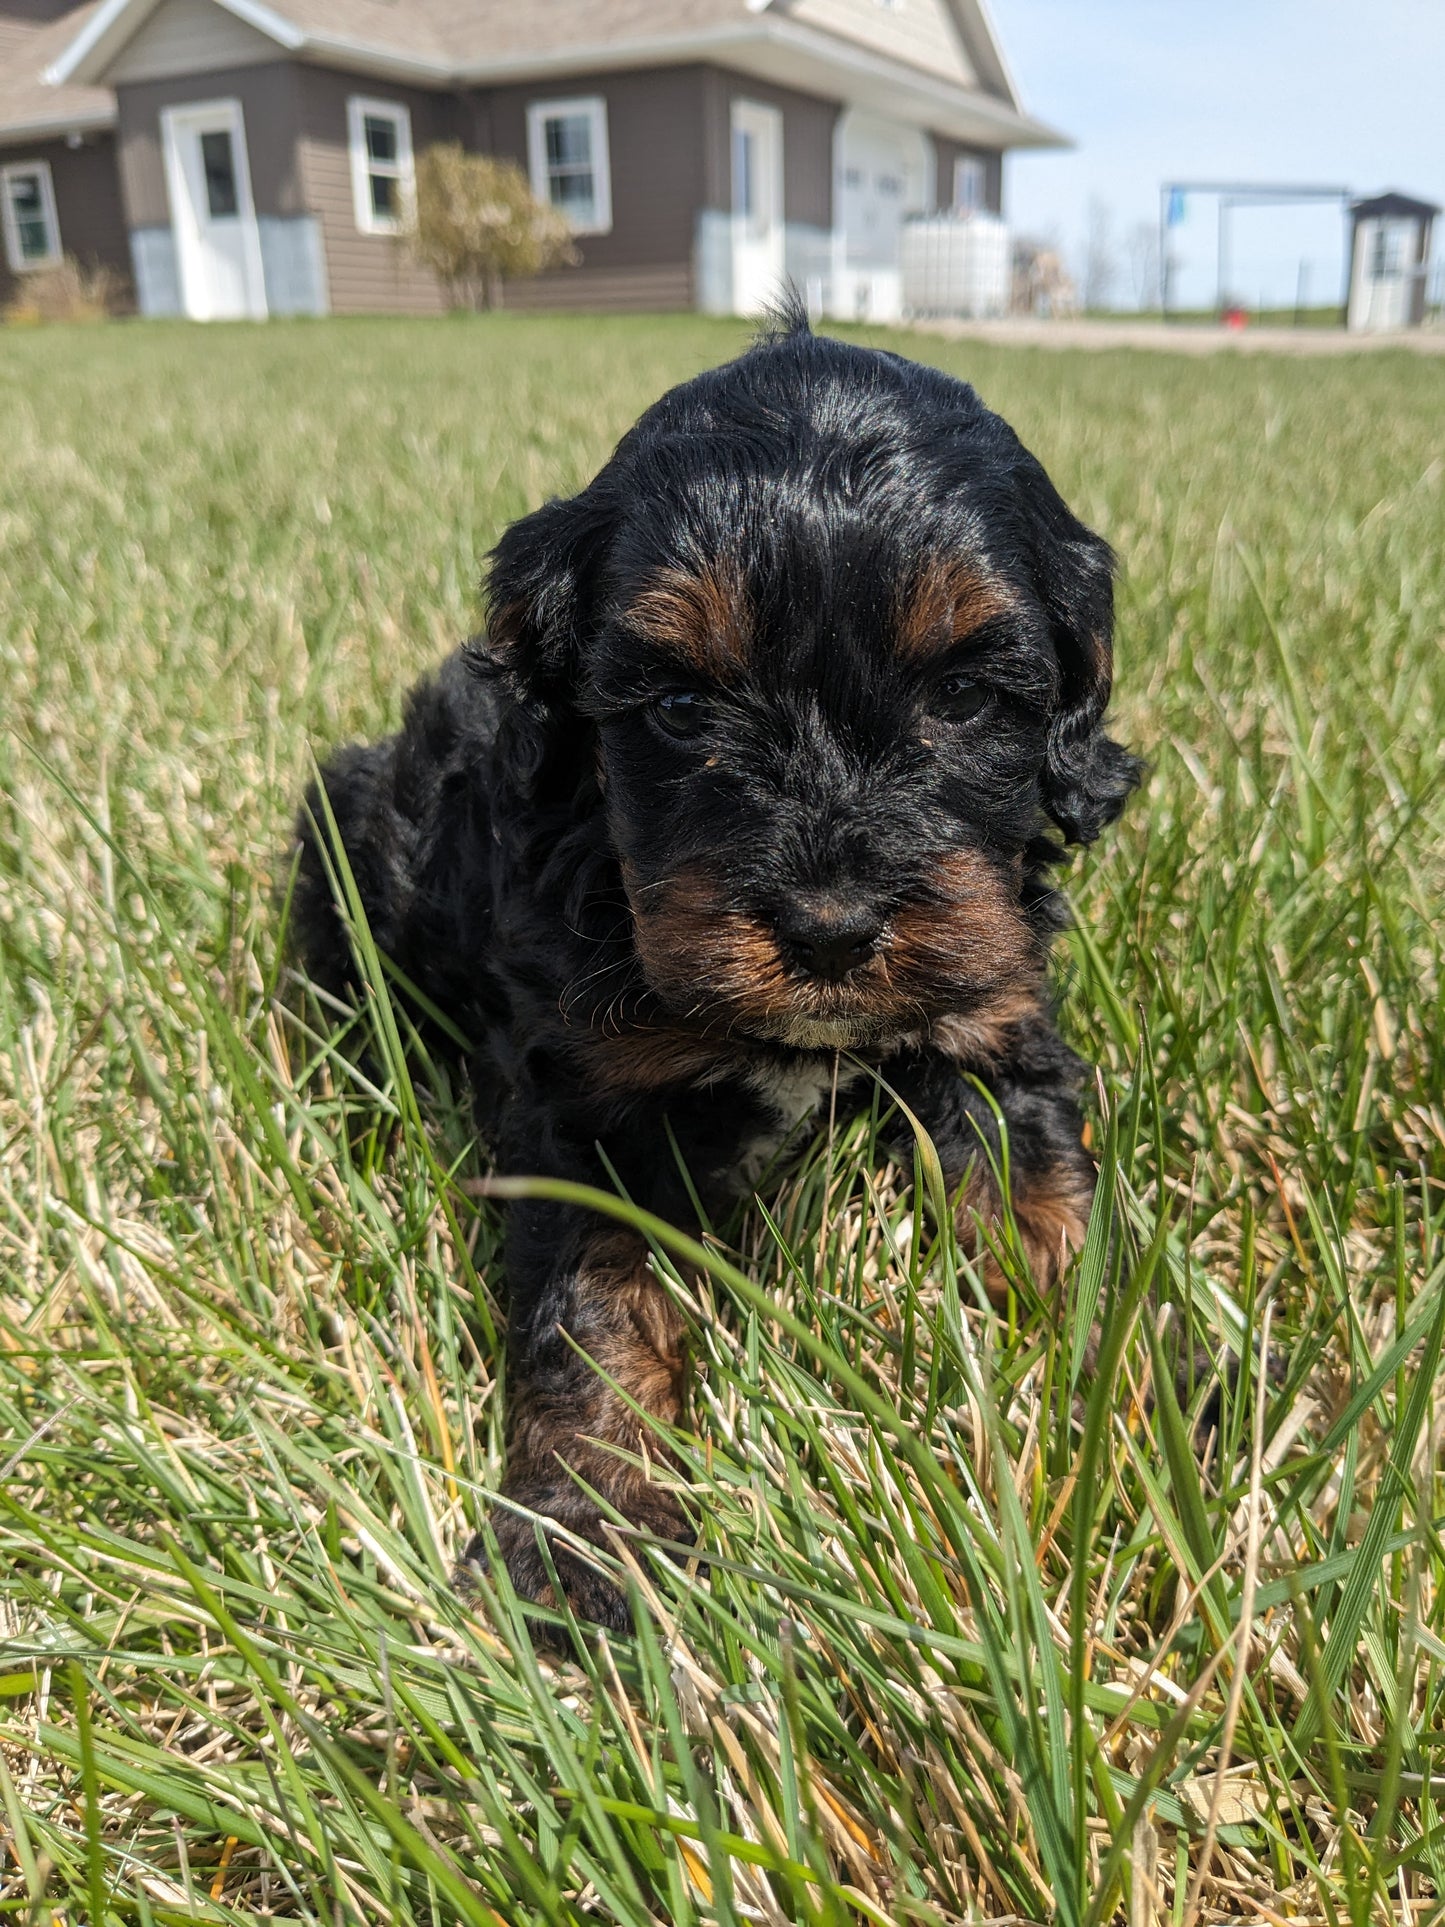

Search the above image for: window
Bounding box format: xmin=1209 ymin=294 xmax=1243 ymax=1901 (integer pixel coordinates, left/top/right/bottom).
xmin=347 ymin=96 xmax=414 ymax=235
xmin=199 ymin=130 xmax=238 ymax=218
xmin=1370 ymin=223 xmax=1405 ymax=279
xmin=1 ymin=161 xmax=61 ymax=272
xmin=526 ymin=97 xmax=611 ymax=236
xmin=732 ymin=124 xmax=754 ymax=218
xmin=953 ymin=154 xmax=985 ymax=216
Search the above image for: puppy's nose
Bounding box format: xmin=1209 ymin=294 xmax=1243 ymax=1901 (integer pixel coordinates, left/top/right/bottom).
xmin=778 ymin=907 xmax=883 ymax=982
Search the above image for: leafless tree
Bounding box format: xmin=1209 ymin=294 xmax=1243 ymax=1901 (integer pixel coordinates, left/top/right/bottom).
xmin=1082 ymin=196 xmax=1119 ymax=311
xmin=1127 ymin=220 xmax=1161 ymax=311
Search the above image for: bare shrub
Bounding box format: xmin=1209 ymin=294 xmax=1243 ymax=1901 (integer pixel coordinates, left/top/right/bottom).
xmin=408 ymin=144 xmax=578 ymax=310
xmin=4 ymin=255 xmax=126 ymax=324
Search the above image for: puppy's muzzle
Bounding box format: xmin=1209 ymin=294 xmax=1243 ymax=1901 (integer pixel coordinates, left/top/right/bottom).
xmin=774 ymin=901 xmax=885 ymax=984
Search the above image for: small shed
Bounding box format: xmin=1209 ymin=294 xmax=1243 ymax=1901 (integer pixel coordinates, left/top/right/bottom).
xmin=1346 ymin=191 xmax=1439 ymax=331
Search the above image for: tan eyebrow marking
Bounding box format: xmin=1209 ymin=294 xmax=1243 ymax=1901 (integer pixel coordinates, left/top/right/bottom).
xmin=898 ymin=557 xmax=1020 ymax=661
xmin=625 ymin=561 xmax=749 ymax=677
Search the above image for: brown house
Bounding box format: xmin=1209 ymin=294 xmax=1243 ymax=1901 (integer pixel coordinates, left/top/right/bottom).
xmin=0 ymin=4 xmax=129 ymax=306
xmin=7 ymin=0 xmax=1064 ymax=320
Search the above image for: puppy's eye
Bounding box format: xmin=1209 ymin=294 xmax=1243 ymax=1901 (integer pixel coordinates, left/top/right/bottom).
xmin=932 ymin=673 xmax=993 ymax=724
xmin=650 ymin=690 xmax=709 ymax=740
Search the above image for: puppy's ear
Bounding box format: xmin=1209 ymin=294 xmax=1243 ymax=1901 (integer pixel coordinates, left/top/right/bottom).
xmin=482 ymin=487 xmax=611 ymax=704
xmin=1024 ymin=477 xmax=1142 ymax=844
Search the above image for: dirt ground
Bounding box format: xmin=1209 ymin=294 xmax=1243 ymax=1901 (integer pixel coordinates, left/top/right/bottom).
xmin=916 ymin=315 xmax=1445 ymax=355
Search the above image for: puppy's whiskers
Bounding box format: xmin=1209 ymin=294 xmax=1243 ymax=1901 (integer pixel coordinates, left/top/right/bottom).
xmin=558 ymin=951 xmax=635 ymax=1021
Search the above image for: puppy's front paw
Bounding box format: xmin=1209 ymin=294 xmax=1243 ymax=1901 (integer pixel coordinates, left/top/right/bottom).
xmin=458 ymin=1471 xmax=692 ymax=1638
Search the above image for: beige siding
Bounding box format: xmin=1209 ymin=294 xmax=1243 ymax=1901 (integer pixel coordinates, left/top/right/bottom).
xmin=476 ymin=66 xmax=709 ymax=277
xmin=106 ymin=0 xmax=284 ymax=85
xmin=931 ymin=134 xmax=1002 ymax=213
xmin=103 ymin=47 xmax=844 ymax=319
xmin=294 ymin=65 xmax=457 ymax=315
xmin=472 ymin=63 xmax=836 ymax=310
xmin=503 ymin=262 xmax=693 ymax=312
xmin=698 ymin=67 xmax=837 ymax=227
xmin=116 ymin=60 xmax=446 ymax=316
xmin=115 ymin=64 xmax=305 ymax=226
xmin=0 ymin=131 xmax=131 ymax=306
xmin=787 ymin=0 xmax=976 ymax=86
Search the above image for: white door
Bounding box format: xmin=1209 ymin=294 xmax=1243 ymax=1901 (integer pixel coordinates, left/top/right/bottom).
xmin=161 ymin=99 xmax=267 ymax=321
xmin=730 ymin=99 xmax=783 ymax=316
xmin=834 ymin=111 xmax=931 ymax=320
xmin=1350 ymin=217 xmax=1413 ymax=331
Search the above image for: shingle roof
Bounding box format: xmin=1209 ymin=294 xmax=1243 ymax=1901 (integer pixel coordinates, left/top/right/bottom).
xmin=0 ymin=3 xmax=113 ymax=141
xmin=49 ymin=0 xmax=1008 ymax=87
xmin=248 ymin=0 xmax=1021 ymax=100
xmin=432 ymin=0 xmax=758 ymax=65
xmin=40 ymin=0 xmax=1063 ymax=147
xmin=1350 ymin=190 xmax=1440 ymax=221
xmin=267 ymin=0 xmax=753 ymax=68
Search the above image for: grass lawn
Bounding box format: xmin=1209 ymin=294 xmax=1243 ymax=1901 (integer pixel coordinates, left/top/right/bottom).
xmin=2 ymin=313 xmax=1443 ymax=1926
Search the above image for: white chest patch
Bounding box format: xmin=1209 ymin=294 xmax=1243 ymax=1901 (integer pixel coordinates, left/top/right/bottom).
xmin=734 ymin=1057 xmax=864 ymax=1190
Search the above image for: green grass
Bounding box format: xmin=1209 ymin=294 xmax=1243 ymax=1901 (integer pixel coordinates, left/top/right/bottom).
xmin=1116 ymin=305 xmax=1347 ymax=328
xmin=1 ymin=313 xmax=1443 ymax=1925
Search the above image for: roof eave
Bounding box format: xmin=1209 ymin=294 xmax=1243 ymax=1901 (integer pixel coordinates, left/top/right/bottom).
xmin=451 ymin=18 xmax=1070 ymax=149
xmin=297 ymin=34 xmax=454 ymax=84
xmin=0 ymin=104 xmax=116 ymax=144
xmin=48 ymin=0 xmax=303 ymax=86
xmin=945 ymin=0 xmax=1022 ymax=112
xmin=451 ymin=21 xmax=761 ymax=85
xmin=726 ymin=18 xmax=1070 ymax=148
xmin=1349 ymin=192 xmax=1440 ymax=219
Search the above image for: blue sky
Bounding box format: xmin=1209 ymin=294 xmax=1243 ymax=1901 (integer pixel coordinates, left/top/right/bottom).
xmin=997 ymin=0 xmax=1445 ymax=310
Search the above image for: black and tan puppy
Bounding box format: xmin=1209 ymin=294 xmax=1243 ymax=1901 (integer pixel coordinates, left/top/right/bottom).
xmin=294 ymin=310 xmax=1139 ymax=1627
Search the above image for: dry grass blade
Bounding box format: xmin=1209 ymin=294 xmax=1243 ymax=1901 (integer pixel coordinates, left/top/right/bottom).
xmin=1 ymin=315 xmax=1443 ymax=1923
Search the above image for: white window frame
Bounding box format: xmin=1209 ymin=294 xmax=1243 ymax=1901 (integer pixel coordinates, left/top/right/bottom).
xmin=526 ymin=96 xmax=611 ymax=237
xmin=1 ymin=159 xmax=62 ymax=273
xmin=347 ymin=95 xmax=414 ymax=236
xmin=953 ymin=154 xmax=985 ymax=216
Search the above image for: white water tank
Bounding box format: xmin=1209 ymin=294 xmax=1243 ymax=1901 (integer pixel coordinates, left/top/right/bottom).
xmin=901 ymin=214 xmax=1011 ymax=319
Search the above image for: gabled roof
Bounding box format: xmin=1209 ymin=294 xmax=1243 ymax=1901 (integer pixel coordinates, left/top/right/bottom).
xmin=944 ymin=0 xmax=1022 ymax=110
xmin=48 ymin=0 xmax=1066 ymax=147
xmin=1350 ymin=190 xmax=1439 ymax=221
xmin=0 ymin=3 xmax=113 ymax=142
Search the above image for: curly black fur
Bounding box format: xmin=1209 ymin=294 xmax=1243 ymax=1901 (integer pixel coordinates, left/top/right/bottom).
xmin=293 ymin=311 xmax=1141 ymax=1630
